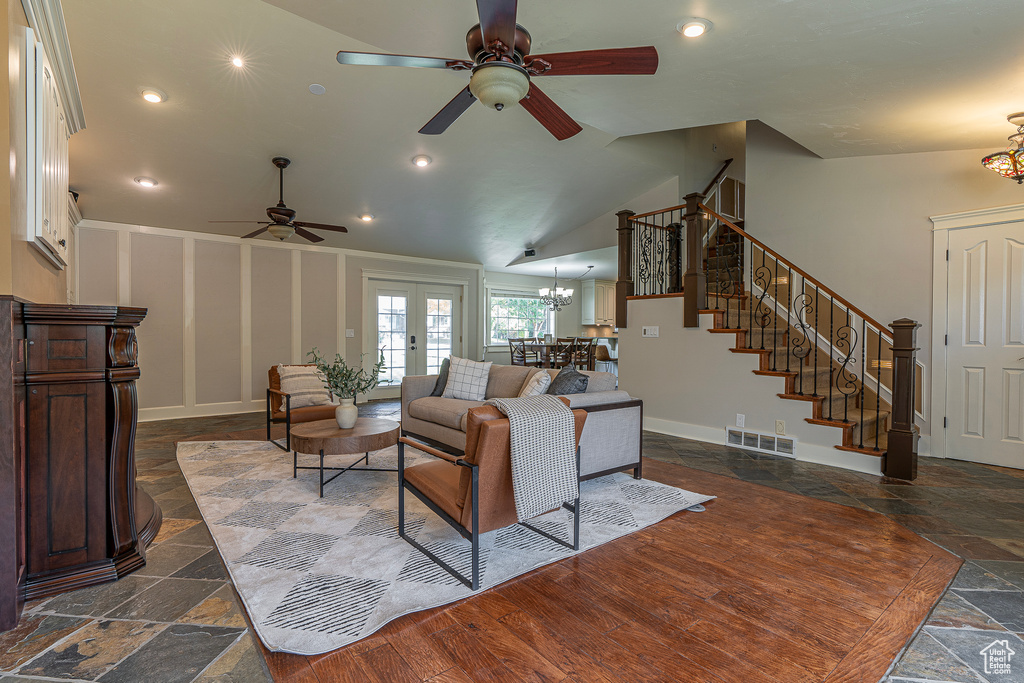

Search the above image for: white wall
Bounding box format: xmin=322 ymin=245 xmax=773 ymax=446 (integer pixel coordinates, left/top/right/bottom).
xmin=619 ymin=297 xmax=883 ymax=474
xmin=482 ymin=271 xmax=583 ymax=366
xmin=76 ymin=219 xmax=485 ymax=420
xmin=745 ymin=120 xmax=1024 ymax=432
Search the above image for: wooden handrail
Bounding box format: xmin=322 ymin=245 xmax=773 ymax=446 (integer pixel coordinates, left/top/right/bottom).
xmin=629 ymin=203 xmax=687 ymax=221
xmin=700 ymin=204 xmax=892 ymax=336
xmin=702 ymin=158 xmax=734 ymax=197
xmin=627 ymin=217 xmax=681 ymax=230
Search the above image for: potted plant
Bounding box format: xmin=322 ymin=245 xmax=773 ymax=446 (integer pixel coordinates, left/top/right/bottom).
xmin=308 ymin=347 xmax=387 ymax=429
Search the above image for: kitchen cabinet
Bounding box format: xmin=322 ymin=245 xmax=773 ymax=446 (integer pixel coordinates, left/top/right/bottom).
xmin=581 ymin=280 xmax=616 ymax=326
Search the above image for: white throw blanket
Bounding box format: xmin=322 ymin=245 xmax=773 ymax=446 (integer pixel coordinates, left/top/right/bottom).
xmin=489 ymin=395 xmax=579 ymax=521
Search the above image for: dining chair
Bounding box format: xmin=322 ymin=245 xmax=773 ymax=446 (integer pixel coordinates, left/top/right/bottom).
xmin=552 ymin=338 xmax=578 ymax=368
xmin=508 ymin=338 xmax=541 ymax=366
xmin=572 ymin=338 xmax=597 ymax=371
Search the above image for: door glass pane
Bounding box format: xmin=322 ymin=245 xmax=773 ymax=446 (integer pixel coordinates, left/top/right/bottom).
xmin=426 ymin=297 xmax=453 ymax=374
xmin=377 ymin=294 xmax=407 ymax=385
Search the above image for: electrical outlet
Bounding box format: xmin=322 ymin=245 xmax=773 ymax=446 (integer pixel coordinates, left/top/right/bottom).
xmin=736 ymin=413 xmax=745 ymax=428
xmin=642 ymin=326 xmax=659 ymax=338
xmin=345 ymin=329 xmax=355 ymax=338
xmin=775 ymin=420 xmax=786 ymax=435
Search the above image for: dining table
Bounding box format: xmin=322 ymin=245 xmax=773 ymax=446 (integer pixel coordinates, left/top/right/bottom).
xmin=521 ymin=341 xmax=596 ymax=370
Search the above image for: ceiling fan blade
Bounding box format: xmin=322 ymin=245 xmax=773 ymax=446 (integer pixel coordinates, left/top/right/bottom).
xmin=336 ymin=51 xmax=473 ymax=71
xmin=520 ymin=83 xmax=583 ymax=141
xmin=293 ymin=221 xmax=349 ymax=233
xmin=293 ymin=227 xmax=325 ymax=243
xmin=241 ymin=226 xmax=270 ymax=239
xmin=525 ymin=46 xmax=659 ymax=76
xmin=419 ymin=86 xmax=477 ymax=135
xmin=476 ymin=0 xmax=517 ymax=54
xmin=208 ymin=220 xmax=272 ymax=224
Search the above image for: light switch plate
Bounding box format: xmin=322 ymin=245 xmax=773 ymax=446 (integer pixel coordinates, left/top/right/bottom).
xmin=775 ymin=420 xmax=786 ymax=435
xmin=345 ymin=329 xmax=355 ymax=338
xmin=736 ymin=413 xmax=745 ymax=428
xmin=641 ymin=326 xmax=659 ymax=338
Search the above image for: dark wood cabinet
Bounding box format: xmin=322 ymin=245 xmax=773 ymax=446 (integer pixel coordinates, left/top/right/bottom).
xmin=0 ymin=298 xmax=161 ymax=630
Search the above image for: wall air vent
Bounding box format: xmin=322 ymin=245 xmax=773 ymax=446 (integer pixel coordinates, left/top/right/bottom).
xmin=725 ymin=427 xmax=797 ymax=458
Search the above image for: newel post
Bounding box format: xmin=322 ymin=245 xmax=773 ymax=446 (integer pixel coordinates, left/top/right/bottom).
xmin=682 ymin=192 xmax=706 ymax=328
xmin=884 ymin=318 xmax=921 ymax=480
xmin=615 ymin=210 xmax=635 ymax=329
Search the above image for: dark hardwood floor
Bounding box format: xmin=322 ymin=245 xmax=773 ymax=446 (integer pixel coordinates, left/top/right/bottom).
xmin=245 ymin=454 xmax=960 ymax=683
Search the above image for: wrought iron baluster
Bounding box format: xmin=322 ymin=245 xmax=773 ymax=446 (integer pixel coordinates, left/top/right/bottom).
xmin=812 ymin=285 xmax=819 ymax=397
xmin=876 ymin=329 xmax=883 ymax=451
xmin=836 ymin=308 xmax=858 ymax=424
xmin=772 ymin=257 xmax=779 ymax=371
xmin=791 ymin=287 xmax=812 ymax=395
xmin=859 ymin=319 xmax=866 ymax=448
xmin=752 ymin=248 xmax=771 ymax=350
xmin=828 ymin=293 xmax=834 ymax=420
xmin=748 ymin=244 xmax=755 ymax=349
xmin=786 ymin=265 xmax=793 ymax=373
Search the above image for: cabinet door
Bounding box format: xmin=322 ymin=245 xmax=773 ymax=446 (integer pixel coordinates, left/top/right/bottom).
xmin=580 ymin=281 xmax=597 ymax=325
xmin=602 ymin=283 xmax=616 ymax=324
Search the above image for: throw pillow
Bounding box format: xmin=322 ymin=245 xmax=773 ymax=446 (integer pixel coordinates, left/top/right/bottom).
xmin=517 ymin=370 xmax=552 ymax=397
xmin=277 ymin=365 xmax=332 ymax=409
xmin=442 ymin=356 xmax=492 ymax=401
xmin=547 ymin=366 xmax=589 ymax=395
xmin=430 ymin=357 xmax=451 ymax=397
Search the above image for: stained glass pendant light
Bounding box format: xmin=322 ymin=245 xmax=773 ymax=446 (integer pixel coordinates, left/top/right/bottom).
xmin=982 ymin=112 xmax=1024 ymax=184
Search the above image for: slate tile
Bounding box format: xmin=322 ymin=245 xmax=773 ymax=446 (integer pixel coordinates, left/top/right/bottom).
xmin=891 ymin=513 xmax=967 ymax=536
xmin=136 ymin=543 xmax=210 ymax=578
xmin=889 ymin=631 xmax=986 ymax=682
xmin=859 ymin=497 xmax=930 ymax=516
xmin=179 ymin=586 xmax=247 ymax=629
xmin=952 ymin=562 xmax=1023 ymax=592
xmin=194 ymin=634 xmax=269 ymax=682
xmin=926 ymin=627 xmax=1024 ymax=682
xmin=15 ymin=620 xmax=165 ymax=680
xmin=0 ymin=615 xmax=89 ymax=671
xmin=975 ymin=561 xmax=1024 ymax=590
xmin=171 ymin=550 xmax=229 ymax=581
xmin=925 ymin=535 xmax=1023 ymax=561
xmin=990 ymin=539 xmax=1024 ymax=560
xmin=161 ymin=500 xmax=204 ymax=521
xmin=953 ymin=590 xmax=1024 ymax=632
xmin=104 ymin=578 xmax=222 ymax=622
xmin=165 ymin=522 xmax=214 ymax=547
xmin=152 ymin=518 xmax=201 ymax=544
xmin=37 ymin=576 xmax=158 ymax=618
xmin=97 ymin=624 xmax=243 ymax=683
xmin=928 ymin=592 xmax=1009 ymax=631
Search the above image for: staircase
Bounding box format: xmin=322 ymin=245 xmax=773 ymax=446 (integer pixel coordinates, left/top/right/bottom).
xmin=615 ymin=175 xmax=922 ymax=478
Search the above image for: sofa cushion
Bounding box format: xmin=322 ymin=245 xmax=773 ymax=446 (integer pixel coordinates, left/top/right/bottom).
xmin=271 ymin=403 xmax=338 ymax=423
xmin=277 ymin=365 xmax=332 ymax=408
xmin=409 ymin=397 xmax=486 ymax=431
xmin=442 ymin=357 xmax=492 ymax=401
xmin=430 ymin=357 xmax=451 ymax=397
xmin=543 ymin=369 xmax=616 ymax=393
xmin=517 ymin=369 xmax=551 ymax=397
xmin=547 ymin=366 xmax=589 ymax=395
xmin=484 ymin=365 xmax=535 ymax=399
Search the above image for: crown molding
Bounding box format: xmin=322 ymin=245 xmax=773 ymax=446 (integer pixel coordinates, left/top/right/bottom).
xmin=21 ymin=0 xmax=86 ymax=133
xmin=930 ymin=202 xmax=1024 ymax=231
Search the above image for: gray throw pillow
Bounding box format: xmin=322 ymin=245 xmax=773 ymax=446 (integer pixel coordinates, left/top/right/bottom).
xmin=430 ymin=357 xmax=450 ymax=396
xmin=547 ymin=366 xmax=589 ymax=395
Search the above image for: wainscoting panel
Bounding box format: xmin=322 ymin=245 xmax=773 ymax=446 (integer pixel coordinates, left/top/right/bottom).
xmin=195 ymin=240 xmax=242 ymax=406
xmin=130 ymin=232 xmax=184 ymax=410
xmin=300 ymin=250 xmax=338 ymax=361
xmin=76 ymin=227 xmax=118 ymax=306
xmin=250 ymin=247 xmax=293 ymax=402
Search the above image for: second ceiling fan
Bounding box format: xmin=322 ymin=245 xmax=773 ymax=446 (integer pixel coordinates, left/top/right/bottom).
xmin=335 ymin=0 xmax=658 ymax=140
xmin=209 ymin=157 xmax=349 ymax=243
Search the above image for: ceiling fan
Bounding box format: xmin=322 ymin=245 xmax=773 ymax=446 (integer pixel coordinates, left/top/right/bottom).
xmin=335 ymin=0 xmax=658 ymax=140
xmin=209 ymin=157 xmax=349 ymax=243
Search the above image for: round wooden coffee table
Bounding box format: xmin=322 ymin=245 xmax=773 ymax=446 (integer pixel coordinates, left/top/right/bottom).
xmin=290 ymin=418 xmax=400 ymax=497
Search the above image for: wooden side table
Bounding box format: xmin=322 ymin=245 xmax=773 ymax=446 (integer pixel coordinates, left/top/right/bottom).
xmin=289 ymin=418 xmax=400 ymax=496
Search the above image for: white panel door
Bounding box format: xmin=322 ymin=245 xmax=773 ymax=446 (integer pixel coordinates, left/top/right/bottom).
xmin=368 ymin=281 xmax=461 ymax=399
xmin=946 ymin=223 xmax=1024 ymax=468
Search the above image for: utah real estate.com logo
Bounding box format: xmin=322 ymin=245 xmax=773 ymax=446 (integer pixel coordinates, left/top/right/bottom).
xmin=981 ymin=639 xmax=1015 ymax=676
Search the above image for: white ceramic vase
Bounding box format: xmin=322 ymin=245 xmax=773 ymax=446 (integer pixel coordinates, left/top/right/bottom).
xmin=335 ymin=398 xmax=358 ymax=429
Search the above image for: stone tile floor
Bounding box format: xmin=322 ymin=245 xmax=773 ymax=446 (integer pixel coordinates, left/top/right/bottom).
xmin=1 ymin=399 xmax=1021 ymax=682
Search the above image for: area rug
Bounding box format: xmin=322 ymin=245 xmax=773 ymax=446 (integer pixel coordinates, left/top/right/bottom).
xmin=175 ymin=440 xmax=715 ymax=655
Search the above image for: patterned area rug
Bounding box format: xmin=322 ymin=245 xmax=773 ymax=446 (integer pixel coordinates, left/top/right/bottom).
xmin=176 ymin=441 xmax=715 ymax=655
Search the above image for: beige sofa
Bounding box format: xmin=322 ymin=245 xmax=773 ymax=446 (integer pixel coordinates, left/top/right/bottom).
xmin=401 ymin=365 xmax=643 ymax=480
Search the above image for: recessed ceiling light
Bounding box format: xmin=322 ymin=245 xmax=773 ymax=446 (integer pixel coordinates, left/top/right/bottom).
xmin=412 ymin=155 xmax=432 ymax=168
xmin=134 ymin=176 xmax=158 ymax=188
xmin=141 ymin=88 xmax=166 ymax=103
xmin=231 ymin=56 xmax=244 ymax=68
xmin=677 ymin=18 xmax=712 ymax=38
xmin=360 ymin=214 xmax=374 ymax=222
xmin=309 ymin=83 xmax=327 ymax=95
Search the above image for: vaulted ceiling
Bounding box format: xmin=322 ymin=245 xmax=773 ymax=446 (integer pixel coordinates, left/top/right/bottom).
xmin=61 ymin=0 xmax=1023 ymax=269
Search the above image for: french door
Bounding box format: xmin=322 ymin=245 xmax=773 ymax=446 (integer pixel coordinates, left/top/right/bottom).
xmin=369 ymin=281 xmax=462 ymax=398
xmin=945 ymin=222 xmax=1024 ymax=468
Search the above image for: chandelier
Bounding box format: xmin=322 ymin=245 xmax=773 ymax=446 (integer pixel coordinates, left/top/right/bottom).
xmin=982 ymin=113 xmax=1024 ymax=184
xmin=539 ymin=268 xmax=574 ymax=311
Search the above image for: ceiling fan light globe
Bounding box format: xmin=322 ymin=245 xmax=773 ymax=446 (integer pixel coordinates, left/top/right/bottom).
xmin=469 ymin=64 xmax=529 ymax=111
xmin=267 ymin=225 xmax=293 ymax=240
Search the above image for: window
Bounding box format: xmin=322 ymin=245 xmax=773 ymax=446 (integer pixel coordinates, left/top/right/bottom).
xmin=488 ymin=292 xmax=554 ymax=345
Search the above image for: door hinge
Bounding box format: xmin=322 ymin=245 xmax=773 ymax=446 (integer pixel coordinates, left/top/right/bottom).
xmin=460 ymin=295 xmax=463 ymax=302
xmin=945 ymin=249 xmax=949 ymax=261
xmin=944 ymin=334 xmax=948 ymax=345
xmin=943 ymin=417 xmax=948 ymax=429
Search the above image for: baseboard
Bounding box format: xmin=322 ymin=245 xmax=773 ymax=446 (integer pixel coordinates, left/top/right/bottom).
xmin=643 ymin=416 xmax=883 ymax=476
xmin=138 ymin=401 xmax=263 ymax=422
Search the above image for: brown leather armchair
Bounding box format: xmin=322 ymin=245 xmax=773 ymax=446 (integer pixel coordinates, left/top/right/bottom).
xmin=398 ymin=400 xmax=587 ymax=590
xmin=266 ymin=365 xmax=338 ymax=451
